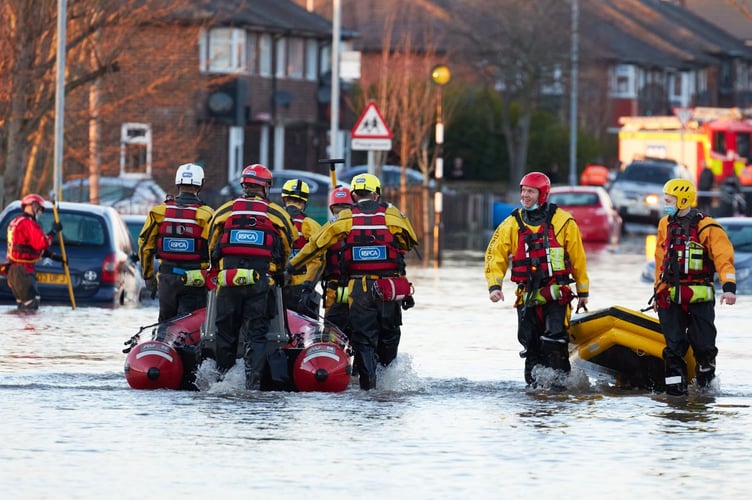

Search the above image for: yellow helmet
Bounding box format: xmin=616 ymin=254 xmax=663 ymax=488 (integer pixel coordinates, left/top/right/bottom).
xmin=350 ymin=173 xmax=381 ymax=195
xmin=281 ymin=179 xmax=310 ymax=202
xmin=663 ymin=178 xmax=696 ymax=210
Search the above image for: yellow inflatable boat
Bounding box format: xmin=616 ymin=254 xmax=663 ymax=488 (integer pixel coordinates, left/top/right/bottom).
xmin=568 ymin=306 xmax=696 ymax=391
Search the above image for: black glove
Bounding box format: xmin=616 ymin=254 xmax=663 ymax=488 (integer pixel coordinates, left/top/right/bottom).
xmin=47 ymin=221 xmax=63 ymax=238
xmin=145 ymin=277 xmax=158 ymax=299
xmin=300 ymin=280 xmax=314 ymax=295
xmin=401 ymin=295 xmax=415 ymax=310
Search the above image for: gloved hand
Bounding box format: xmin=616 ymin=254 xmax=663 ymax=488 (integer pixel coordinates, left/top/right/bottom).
xmin=282 ymin=265 xmax=294 ymax=287
xmin=145 ymin=277 xmax=158 ymax=299
xmin=300 ymin=280 xmax=314 ymax=295
xmin=401 ymin=295 xmax=415 ymax=310
xmin=47 ymin=221 xmax=63 ymax=238
xmin=299 ymin=281 xmax=321 ymax=315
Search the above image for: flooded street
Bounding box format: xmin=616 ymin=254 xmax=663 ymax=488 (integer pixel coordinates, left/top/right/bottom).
xmin=1 ymin=235 xmax=751 ymax=499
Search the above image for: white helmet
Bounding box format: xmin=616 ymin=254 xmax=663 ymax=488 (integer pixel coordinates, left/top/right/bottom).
xmin=175 ymin=163 xmax=205 ymax=186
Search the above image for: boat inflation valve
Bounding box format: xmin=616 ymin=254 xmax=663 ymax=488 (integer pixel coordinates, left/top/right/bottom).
xmin=315 ymin=369 xmax=329 ymax=382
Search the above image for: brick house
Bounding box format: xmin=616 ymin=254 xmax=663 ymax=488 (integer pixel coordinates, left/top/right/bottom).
xmin=67 ymin=0 xmax=339 ymax=196
xmin=294 ymin=0 xmax=752 ymax=138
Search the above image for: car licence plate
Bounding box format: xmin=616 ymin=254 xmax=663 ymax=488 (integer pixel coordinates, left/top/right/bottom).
xmin=36 ymin=272 xmax=68 ymax=285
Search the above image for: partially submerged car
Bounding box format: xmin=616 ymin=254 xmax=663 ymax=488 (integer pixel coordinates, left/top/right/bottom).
xmin=0 ymin=200 xmax=144 ymax=306
xmin=549 ymin=185 xmax=622 ymax=244
xmin=59 ymin=176 xmax=167 ymax=215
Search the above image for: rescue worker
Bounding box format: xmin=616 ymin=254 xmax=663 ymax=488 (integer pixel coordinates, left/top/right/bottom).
xmin=280 ymin=179 xmax=324 ymax=318
xmin=696 ymin=164 xmax=715 ymax=214
xmin=740 ymin=164 xmax=752 ymax=216
xmin=321 ymin=186 xmax=355 ymax=335
xmin=286 ymin=174 xmax=418 ymax=390
xmin=716 ymin=173 xmax=745 ymax=217
xmin=653 ymin=179 xmax=736 ymax=396
xmin=484 ymin=172 xmax=590 ymax=389
xmin=5 ymin=194 xmax=63 ymax=311
xmin=138 ymin=163 xmax=214 ymax=327
xmin=207 ymin=164 xmax=295 ymax=390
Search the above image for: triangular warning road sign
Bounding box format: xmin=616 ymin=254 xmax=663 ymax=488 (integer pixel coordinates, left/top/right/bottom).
xmin=351 ymin=102 xmax=393 ymax=139
xmin=673 ymin=106 xmax=694 ymax=127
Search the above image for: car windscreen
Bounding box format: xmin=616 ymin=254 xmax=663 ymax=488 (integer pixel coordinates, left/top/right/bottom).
xmin=0 ymin=210 xmax=107 ymax=247
xmin=725 ymin=224 xmax=752 ymax=252
xmin=549 ymin=192 xmax=599 ymax=207
xmin=621 ymin=165 xmax=673 ymax=184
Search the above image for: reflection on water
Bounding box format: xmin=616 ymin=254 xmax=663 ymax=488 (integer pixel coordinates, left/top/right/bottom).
xmin=1 ymin=236 xmax=751 ymax=498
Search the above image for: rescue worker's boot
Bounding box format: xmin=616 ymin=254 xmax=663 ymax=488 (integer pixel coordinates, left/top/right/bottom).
xmin=541 ymin=335 xmax=570 ymax=391
xmin=18 ymin=297 xmax=40 ymax=312
xmin=541 ymin=335 xmax=571 ymax=373
xmin=377 ymin=343 xmax=398 ymax=367
xmin=244 ymin=340 xmax=267 ymax=390
xmin=354 ymin=344 xmax=377 ymax=390
xmin=695 ymin=357 xmax=716 ymax=389
xmin=663 ymin=347 xmax=688 ymax=396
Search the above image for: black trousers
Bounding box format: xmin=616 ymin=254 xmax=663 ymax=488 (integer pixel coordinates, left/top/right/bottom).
xmin=348 ymin=277 xmax=402 ymax=388
xmin=516 ymin=301 xmax=570 ymax=384
xmin=157 ymin=272 xmax=207 ymax=323
xmin=214 ymin=277 xmax=274 ymax=380
xmin=657 ymin=300 xmax=718 ymax=388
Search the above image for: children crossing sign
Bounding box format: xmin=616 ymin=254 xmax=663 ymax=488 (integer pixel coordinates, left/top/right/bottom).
xmin=351 ymin=101 xmax=393 ymax=151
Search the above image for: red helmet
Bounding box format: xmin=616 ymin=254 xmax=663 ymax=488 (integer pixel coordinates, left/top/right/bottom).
xmin=241 ymin=164 xmax=273 ymax=187
xmin=520 ymin=172 xmax=551 ymax=204
xmin=21 ymin=194 xmax=46 ymax=211
xmin=328 ymin=186 xmax=353 ymax=208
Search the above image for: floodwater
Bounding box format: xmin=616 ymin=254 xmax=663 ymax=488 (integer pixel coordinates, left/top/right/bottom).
xmin=1 ymin=236 xmax=751 ymax=499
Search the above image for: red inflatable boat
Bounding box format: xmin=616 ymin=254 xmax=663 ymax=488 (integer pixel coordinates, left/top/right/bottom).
xmin=124 ymin=301 xmax=352 ymax=392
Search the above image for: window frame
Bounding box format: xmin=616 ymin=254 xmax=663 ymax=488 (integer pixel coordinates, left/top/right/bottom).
xmin=120 ymin=123 xmax=152 ymax=178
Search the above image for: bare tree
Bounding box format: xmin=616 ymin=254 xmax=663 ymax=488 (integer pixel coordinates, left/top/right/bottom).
xmin=0 ymin=0 xmax=197 ymax=205
xmin=447 ymin=0 xmax=571 ymax=190
xmin=355 ymin=2 xmax=453 ymax=263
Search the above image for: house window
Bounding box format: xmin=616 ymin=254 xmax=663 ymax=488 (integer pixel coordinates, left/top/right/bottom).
xmin=305 ymin=39 xmax=318 ymax=81
xmin=320 ymin=44 xmax=331 ymax=77
xmin=610 ymin=64 xmax=636 ymax=98
xmin=275 ymin=37 xmax=287 ymax=78
xmin=287 ymin=37 xmax=304 ymax=79
xmin=246 ymin=33 xmax=258 ymax=75
xmin=697 ymin=70 xmax=708 ymax=92
xmin=201 ymin=27 xmax=246 ymax=74
xmin=120 ymin=123 xmax=151 ymax=177
xmin=669 ymin=71 xmax=684 ymax=103
xmin=259 ymin=34 xmax=272 ymax=77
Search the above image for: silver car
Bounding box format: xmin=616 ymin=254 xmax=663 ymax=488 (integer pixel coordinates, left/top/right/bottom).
xmin=608 ymin=159 xmax=692 ymax=225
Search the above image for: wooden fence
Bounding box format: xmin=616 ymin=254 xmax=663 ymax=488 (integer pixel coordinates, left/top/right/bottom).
xmin=382 ymin=183 xmax=504 ymax=265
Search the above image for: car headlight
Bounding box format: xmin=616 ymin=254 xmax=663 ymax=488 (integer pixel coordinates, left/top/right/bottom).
xmin=644 ymin=193 xmax=661 ymax=207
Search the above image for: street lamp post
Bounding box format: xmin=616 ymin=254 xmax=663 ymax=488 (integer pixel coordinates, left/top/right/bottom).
xmin=431 ymin=64 xmax=451 ymax=268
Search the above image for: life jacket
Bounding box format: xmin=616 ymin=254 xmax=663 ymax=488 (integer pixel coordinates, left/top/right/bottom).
xmin=217 ymin=197 xmax=280 ymax=264
xmin=659 ymin=211 xmax=715 ymax=285
xmin=290 ymin=212 xmax=308 ymax=259
xmin=510 ymin=207 xmax=574 ymax=286
xmin=342 ymin=204 xmax=403 ymax=276
xmin=156 ymin=201 xmax=206 ymax=265
xmin=325 ymin=239 xmax=347 ymax=281
xmin=7 ymin=215 xmax=43 ymax=264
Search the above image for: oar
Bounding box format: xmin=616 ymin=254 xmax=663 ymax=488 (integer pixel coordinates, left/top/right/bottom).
xmin=52 ymin=199 xmax=76 ymax=310
xmin=319 ymin=158 xmax=345 ymax=188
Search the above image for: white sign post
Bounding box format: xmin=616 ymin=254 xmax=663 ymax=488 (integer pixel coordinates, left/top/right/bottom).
xmin=673 ymin=107 xmax=694 ymax=168
xmin=351 ymin=101 xmax=393 ymax=151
